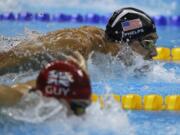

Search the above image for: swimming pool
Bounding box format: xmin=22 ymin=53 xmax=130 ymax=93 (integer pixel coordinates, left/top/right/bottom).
xmin=0 ymin=0 xmax=180 ymax=135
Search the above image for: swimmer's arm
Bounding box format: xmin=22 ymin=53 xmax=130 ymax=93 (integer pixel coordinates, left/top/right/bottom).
xmin=0 ymin=42 xmax=45 ymax=69
xmin=0 ymin=80 xmax=35 ymax=107
xmin=0 ymin=85 xmax=23 ymax=107
xmin=102 ymin=42 xmax=121 ymax=56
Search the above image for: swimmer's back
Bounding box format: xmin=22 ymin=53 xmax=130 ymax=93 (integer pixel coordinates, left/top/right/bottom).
xmin=0 ymin=26 xmax=120 ymax=75
xmin=39 ymin=26 xmax=107 ymax=58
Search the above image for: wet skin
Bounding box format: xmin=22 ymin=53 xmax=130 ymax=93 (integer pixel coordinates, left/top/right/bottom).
xmin=130 ymin=33 xmax=158 ymax=60
xmin=0 ymin=27 xmax=158 ymax=75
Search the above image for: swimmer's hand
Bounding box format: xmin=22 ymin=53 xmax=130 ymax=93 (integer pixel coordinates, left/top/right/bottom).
xmin=0 ymin=80 xmax=35 ymax=107
xmin=0 ymin=85 xmax=23 ymax=107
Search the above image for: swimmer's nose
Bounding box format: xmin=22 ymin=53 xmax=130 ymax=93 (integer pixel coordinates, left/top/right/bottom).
xmin=150 ymin=50 xmax=157 ymax=57
xmin=150 ymin=47 xmax=158 ymax=57
xmin=145 ymin=47 xmax=157 ymax=60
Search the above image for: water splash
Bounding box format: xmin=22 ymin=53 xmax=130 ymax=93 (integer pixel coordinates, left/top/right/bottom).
xmin=1 ymin=92 xmax=135 ymax=135
xmin=88 ymin=50 xmax=180 ymax=84
xmin=0 ymin=35 xmax=22 ymax=51
xmin=146 ymin=62 xmax=180 ymax=83
xmin=0 ymin=28 xmax=42 ymax=52
xmin=1 ymin=92 xmax=64 ymax=123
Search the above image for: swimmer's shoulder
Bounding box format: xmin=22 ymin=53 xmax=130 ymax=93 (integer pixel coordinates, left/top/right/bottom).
xmin=79 ymin=26 xmax=105 ymax=35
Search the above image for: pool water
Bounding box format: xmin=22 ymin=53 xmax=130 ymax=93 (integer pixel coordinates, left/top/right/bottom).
xmin=0 ymin=0 xmax=180 ymax=135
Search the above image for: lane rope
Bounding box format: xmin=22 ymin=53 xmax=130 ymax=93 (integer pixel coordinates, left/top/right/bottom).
xmin=153 ymin=47 xmax=180 ymax=61
xmin=91 ymin=93 xmax=180 ymax=111
xmin=0 ymin=12 xmax=180 ymax=26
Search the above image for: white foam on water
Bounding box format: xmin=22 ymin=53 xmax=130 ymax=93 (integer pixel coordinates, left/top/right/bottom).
xmin=0 ymin=70 xmax=38 ymax=85
xmin=127 ymin=53 xmax=180 ymax=83
xmin=88 ymin=50 xmax=180 ymax=83
xmin=0 ymin=28 xmax=42 ymax=52
xmin=1 ymin=92 xmax=135 ymax=135
xmin=0 ymin=35 xmax=22 ymax=51
xmin=23 ymin=27 xmax=43 ymax=40
xmin=146 ymin=62 xmax=180 ymax=83
xmin=87 ymin=52 xmax=124 ymax=81
xmin=1 ymin=92 xmax=64 ymax=123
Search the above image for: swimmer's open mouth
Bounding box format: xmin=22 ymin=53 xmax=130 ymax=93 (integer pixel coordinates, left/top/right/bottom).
xmin=144 ymin=52 xmax=157 ymax=60
xmin=144 ymin=56 xmax=153 ymax=60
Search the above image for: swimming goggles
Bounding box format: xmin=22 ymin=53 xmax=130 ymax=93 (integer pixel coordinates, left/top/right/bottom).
xmin=140 ymin=39 xmax=156 ymax=50
xmin=70 ymin=99 xmax=90 ymax=115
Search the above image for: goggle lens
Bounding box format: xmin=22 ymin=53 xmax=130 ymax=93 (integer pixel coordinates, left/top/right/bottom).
xmin=70 ymin=100 xmax=90 ymax=115
xmin=140 ymin=40 xmax=156 ymax=50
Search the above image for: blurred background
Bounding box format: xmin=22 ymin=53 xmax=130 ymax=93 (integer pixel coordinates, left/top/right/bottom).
xmin=0 ymin=0 xmax=180 ymax=47
xmin=0 ymin=0 xmax=179 ymax=15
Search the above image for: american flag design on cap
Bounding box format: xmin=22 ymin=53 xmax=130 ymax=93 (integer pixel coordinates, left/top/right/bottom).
xmin=121 ymin=18 xmax=142 ymax=32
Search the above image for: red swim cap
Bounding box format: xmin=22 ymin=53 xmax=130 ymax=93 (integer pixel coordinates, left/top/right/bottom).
xmin=36 ymin=60 xmax=91 ymax=102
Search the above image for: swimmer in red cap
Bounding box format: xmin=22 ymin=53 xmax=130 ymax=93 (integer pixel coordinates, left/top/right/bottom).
xmin=0 ymin=7 xmax=158 ymax=75
xmin=0 ymin=51 xmax=91 ymax=116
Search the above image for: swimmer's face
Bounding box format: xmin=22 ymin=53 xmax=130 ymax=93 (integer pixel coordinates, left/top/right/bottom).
xmin=130 ymin=33 xmax=158 ymax=60
xmin=69 ymin=99 xmax=90 ymax=116
xmin=59 ymin=99 xmax=90 ymax=116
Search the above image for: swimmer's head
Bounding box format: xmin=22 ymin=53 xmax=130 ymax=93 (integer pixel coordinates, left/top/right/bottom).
xmin=106 ymin=7 xmax=156 ymax=42
xmin=35 ymin=57 xmax=91 ymax=116
xmin=105 ymin=7 xmax=158 ymax=59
